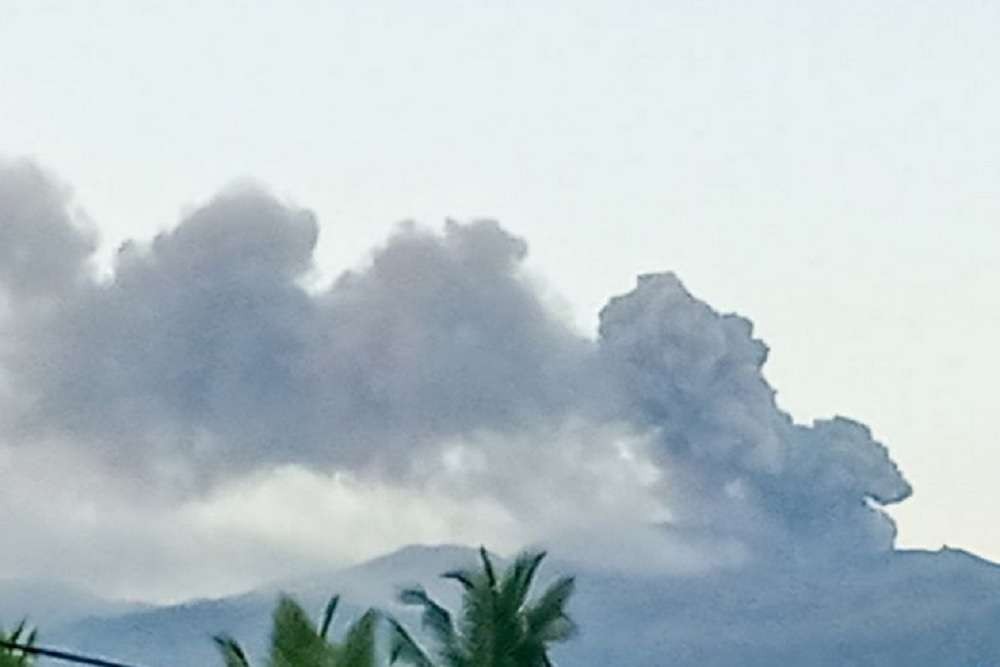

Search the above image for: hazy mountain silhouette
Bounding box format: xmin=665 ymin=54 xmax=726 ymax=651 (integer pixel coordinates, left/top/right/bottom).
xmin=0 ymin=578 xmax=147 ymax=629
xmin=23 ymin=544 xmax=1000 ymax=667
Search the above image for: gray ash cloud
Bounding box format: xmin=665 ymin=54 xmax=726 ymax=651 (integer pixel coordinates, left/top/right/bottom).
xmin=0 ymin=159 xmax=911 ymax=564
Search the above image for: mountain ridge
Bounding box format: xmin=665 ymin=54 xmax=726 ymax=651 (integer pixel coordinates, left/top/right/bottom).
xmin=14 ymin=543 xmax=1000 ymax=667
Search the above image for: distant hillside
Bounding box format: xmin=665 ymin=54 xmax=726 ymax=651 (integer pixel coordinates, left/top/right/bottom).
xmin=34 ymin=545 xmax=1000 ymax=667
xmin=0 ymin=579 xmax=147 ymax=629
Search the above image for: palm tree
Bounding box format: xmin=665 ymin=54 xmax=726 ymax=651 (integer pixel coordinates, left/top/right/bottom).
xmin=388 ymin=547 xmax=576 ymax=667
xmin=0 ymin=622 xmax=36 ymax=667
xmin=215 ymin=594 xmax=380 ymax=667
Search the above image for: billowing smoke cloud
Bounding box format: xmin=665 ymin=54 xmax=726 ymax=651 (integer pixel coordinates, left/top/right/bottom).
xmin=599 ymin=274 xmax=912 ymax=557
xmin=0 ymin=159 xmax=912 ymax=587
xmin=0 ymin=160 xmax=96 ymax=306
xmin=2 ymin=195 xmax=593 ymax=489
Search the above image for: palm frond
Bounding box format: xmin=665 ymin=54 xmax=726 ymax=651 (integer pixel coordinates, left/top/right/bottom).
xmin=478 ymin=547 xmax=497 ymax=590
xmin=0 ymin=621 xmax=36 ymax=667
xmin=440 ymin=569 xmax=476 ymax=592
xmin=319 ymin=595 xmax=340 ymax=640
xmin=267 ymin=596 xmax=331 ymax=667
xmin=386 ymin=618 xmax=434 ymax=667
xmin=390 ymin=547 xmax=578 ymax=667
xmin=338 ymin=609 xmax=379 ymax=667
xmin=498 ymin=551 xmax=546 ymax=617
xmin=398 ymin=586 xmax=457 ymax=652
xmin=525 ymin=576 xmax=577 ymax=643
xmin=213 ymin=634 xmax=252 ymax=667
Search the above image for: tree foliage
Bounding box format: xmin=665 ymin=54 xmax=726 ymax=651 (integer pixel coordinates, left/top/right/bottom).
xmin=0 ymin=546 xmax=579 ymax=667
xmin=389 ymin=547 xmax=576 ymax=667
xmin=215 ymin=595 xmax=380 ymax=667
xmin=0 ymin=622 xmax=36 ymax=667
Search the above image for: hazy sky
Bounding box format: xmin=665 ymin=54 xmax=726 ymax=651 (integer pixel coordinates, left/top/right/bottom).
xmin=1 ymin=0 xmax=998 ymax=596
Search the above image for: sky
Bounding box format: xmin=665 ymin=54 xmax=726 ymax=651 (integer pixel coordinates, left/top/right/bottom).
xmin=0 ymin=1 xmax=998 ymax=601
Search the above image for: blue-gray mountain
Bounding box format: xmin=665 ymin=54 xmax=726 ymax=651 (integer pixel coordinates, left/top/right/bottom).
xmin=23 ymin=544 xmax=1000 ymax=667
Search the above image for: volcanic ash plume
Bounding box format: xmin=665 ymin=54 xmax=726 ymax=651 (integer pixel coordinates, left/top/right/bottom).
xmin=0 ymin=159 xmax=912 ymax=573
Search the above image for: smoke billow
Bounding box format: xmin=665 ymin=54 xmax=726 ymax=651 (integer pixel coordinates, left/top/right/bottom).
xmin=0 ymin=159 xmax=912 ymax=577
xmin=599 ymin=274 xmax=911 ymax=558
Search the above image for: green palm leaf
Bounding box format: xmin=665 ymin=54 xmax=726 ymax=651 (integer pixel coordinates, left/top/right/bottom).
xmin=387 ymin=618 xmax=434 ymax=667
xmin=398 ymin=586 xmax=457 ymax=654
xmin=214 ymin=593 xmax=381 ymax=667
xmin=389 ymin=547 xmax=577 ymax=667
xmin=319 ymin=596 xmax=340 ymax=641
xmin=213 ymin=635 xmax=252 ymax=667
xmin=0 ymin=621 xmax=36 ymax=667
xmin=268 ymin=596 xmax=332 ymax=667
xmin=337 ymin=609 xmax=379 ymax=667
xmin=525 ymin=577 xmax=577 ymax=643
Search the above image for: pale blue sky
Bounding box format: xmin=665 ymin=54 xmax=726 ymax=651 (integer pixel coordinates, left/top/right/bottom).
xmin=1 ymin=0 xmax=998 ymax=569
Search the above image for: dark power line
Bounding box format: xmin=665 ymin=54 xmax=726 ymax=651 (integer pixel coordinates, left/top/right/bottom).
xmin=0 ymin=640 xmax=147 ymax=667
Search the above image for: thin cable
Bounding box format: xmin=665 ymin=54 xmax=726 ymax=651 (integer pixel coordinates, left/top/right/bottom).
xmin=0 ymin=640 xmax=147 ymax=667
